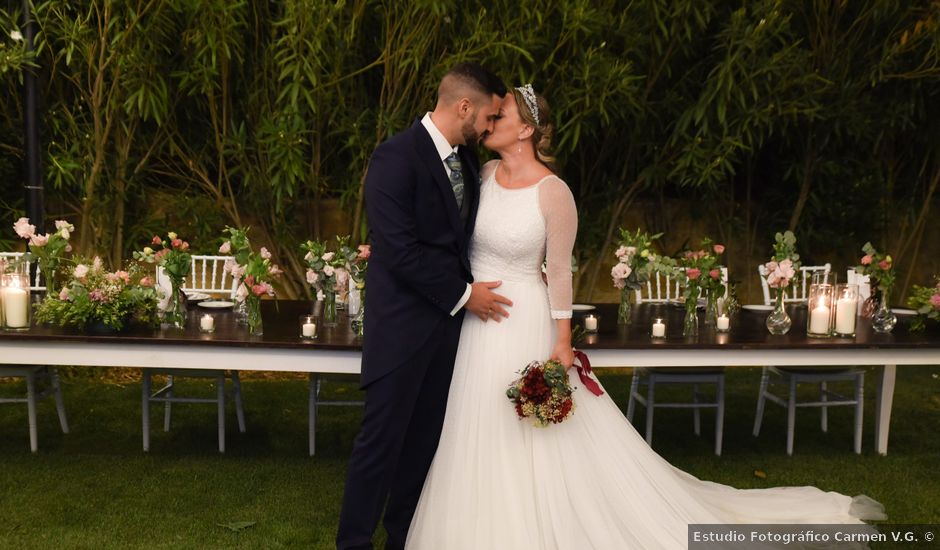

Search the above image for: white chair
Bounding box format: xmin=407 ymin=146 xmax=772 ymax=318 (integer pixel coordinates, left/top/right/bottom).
xmin=145 ymin=255 xmax=244 ymax=453
xmin=626 ymin=268 xmax=728 ymax=455
xmin=753 ymin=262 xmax=865 ymax=455
xmin=757 ymin=263 xmax=831 ymax=305
xmin=0 ymin=252 xmax=68 ymax=451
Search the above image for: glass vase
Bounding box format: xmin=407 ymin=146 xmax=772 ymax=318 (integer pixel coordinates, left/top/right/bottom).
xmin=682 ymin=300 xmax=698 ymax=337
xmin=323 ymin=288 xmax=338 ymax=328
xmin=246 ymin=294 xmax=263 ymax=336
xmin=704 ymin=289 xmax=719 ymax=327
xmin=162 ymin=280 xmax=187 ymax=329
xmin=350 ymin=287 xmax=365 ymax=337
xmin=765 ymin=290 xmax=791 ymax=335
xmin=871 ymin=289 xmax=897 ymax=334
xmin=38 ymin=258 xmax=58 ymax=295
xmin=618 ymin=287 xmax=634 ymax=325
xmin=234 ymin=297 xmax=248 ymax=325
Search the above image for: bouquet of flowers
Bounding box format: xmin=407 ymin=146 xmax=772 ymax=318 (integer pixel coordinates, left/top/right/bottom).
xmin=610 ymin=228 xmax=675 ymax=323
xmin=34 ymin=258 xmax=160 ymax=331
xmin=855 ymin=242 xmax=896 ymax=296
xmin=677 ymin=239 xmax=727 ymax=329
xmin=506 ymin=359 xmax=575 ymax=427
xmin=133 ymin=231 xmax=192 ymax=328
xmin=221 ymin=226 xmax=281 ymax=335
xmin=905 ymin=277 xmax=940 ymax=333
xmin=13 ymin=217 xmax=74 ymax=293
xmin=762 ymin=231 xmax=800 ymax=291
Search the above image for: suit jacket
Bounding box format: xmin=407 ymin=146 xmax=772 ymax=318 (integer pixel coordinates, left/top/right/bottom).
xmin=360 ymin=119 xmax=481 ymax=386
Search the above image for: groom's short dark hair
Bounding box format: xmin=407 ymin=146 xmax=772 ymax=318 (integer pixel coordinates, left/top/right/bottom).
xmin=439 ymin=62 xmax=507 ymax=102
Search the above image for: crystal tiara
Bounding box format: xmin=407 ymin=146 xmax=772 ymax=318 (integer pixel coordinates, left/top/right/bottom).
xmin=515 ymin=83 xmax=540 ymax=126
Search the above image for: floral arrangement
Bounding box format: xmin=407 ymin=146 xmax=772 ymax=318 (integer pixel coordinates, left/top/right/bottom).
xmin=906 ymin=277 xmax=940 ymax=332
xmin=610 ymin=228 xmax=674 ymax=290
xmin=34 ymin=258 xmax=160 ymax=331
xmin=300 ymin=237 xmax=349 ymax=300
xmin=133 ymin=231 xmax=192 ymax=287
xmin=763 ymin=231 xmax=800 ymax=290
xmin=855 ymin=242 xmax=896 ymax=295
xmin=13 ymin=217 xmax=74 ymax=292
xmin=678 ymin=238 xmax=727 ymax=302
xmin=218 ymin=227 xmax=281 ymax=335
xmin=506 ymin=359 xmax=575 ymax=427
xmin=337 ymin=236 xmax=371 ymax=291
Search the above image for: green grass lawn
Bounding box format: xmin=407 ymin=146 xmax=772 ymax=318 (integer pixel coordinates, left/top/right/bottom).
xmin=1 ymin=366 xmax=938 ymax=549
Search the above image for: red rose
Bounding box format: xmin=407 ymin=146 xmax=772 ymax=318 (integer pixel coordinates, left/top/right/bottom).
xmin=878 ymin=259 xmax=889 ymax=270
xmin=713 ymin=244 xmax=725 ymax=255
xmin=171 ymin=238 xmax=183 ymax=249
xmin=687 ymin=268 xmax=701 ymax=280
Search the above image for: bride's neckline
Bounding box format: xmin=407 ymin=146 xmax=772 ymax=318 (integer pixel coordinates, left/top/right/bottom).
xmin=491 ymin=160 xmax=553 ymax=191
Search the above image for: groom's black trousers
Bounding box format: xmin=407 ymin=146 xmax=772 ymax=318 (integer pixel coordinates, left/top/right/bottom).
xmin=336 ymin=312 xmax=463 ymax=550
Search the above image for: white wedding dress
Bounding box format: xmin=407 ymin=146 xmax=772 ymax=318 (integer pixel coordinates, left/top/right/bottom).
xmin=406 ymin=161 xmax=884 ymax=550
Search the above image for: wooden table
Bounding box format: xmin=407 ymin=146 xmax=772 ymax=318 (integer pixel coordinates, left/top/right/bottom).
xmin=2 ymin=300 xmax=939 ymax=455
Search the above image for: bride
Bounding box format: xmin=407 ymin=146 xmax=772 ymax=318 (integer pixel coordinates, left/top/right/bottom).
xmin=404 ymin=84 xmax=885 ymax=549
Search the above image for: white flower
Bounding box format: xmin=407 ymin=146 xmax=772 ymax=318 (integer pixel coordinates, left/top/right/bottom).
xmin=13 ymin=217 xmax=35 ymax=239
xmin=167 ymin=231 xmax=178 ymax=240
xmin=54 ymin=220 xmax=72 ymax=231
xmin=260 ymin=247 xmax=272 ymax=260
xmin=143 ymin=246 xmax=154 ymax=255
xmin=322 ymin=252 xmax=335 ymax=262
xmin=323 ymin=265 xmax=335 ymax=277
xmin=304 ymin=251 xmax=313 ymax=261
xmin=74 ymin=264 xmax=89 ymax=278
xmin=29 ymin=233 xmax=49 ymax=246
xmin=235 ymin=283 xmax=249 ymax=301
xmin=219 ymin=241 xmax=231 ymax=254
xmin=92 ymin=256 xmax=103 ymax=271
xmin=615 ymin=246 xmax=629 ymax=259
xmin=306 ymin=269 xmax=319 ymax=284
xmin=59 ymin=228 xmax=70 ymax=239
xmin=10 ymin=30 xmax=23 ymax=42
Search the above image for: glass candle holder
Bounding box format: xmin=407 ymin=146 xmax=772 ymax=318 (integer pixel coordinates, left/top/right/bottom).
xmin=716 ymin=314 xmax=730 ymax=333
xmin=651 ymin=318 xmax=666 ymax=339
xmin=806 ymin=282 xmax=834 ymax=338
xmin=833 ymin=283 xmax=859 ymax=338
xmin=1 ymin=269 xmax=31 ymax=331
xmin=583 ymin=314 xmax=599 ymax=333
xmin=199 ymin=313 xmax=216 ymax=333
xmin=300 ymin=314 xmax=318 ymax=340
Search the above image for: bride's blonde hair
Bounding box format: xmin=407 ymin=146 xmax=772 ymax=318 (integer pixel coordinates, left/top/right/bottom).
xmin=512 ymin=86 xmax=557 ymax=173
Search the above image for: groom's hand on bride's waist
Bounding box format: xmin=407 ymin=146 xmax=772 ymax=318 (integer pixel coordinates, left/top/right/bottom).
xmin=466 ymin=281 xmax=513 ymax=322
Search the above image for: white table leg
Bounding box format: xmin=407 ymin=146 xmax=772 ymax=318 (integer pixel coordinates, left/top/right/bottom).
xmin=874 ymin=364 xmax=896 ymax=455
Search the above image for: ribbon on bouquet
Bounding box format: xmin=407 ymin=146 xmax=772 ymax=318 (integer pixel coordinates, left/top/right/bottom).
xmin=573 ymin=350 xmax=603 ymax=396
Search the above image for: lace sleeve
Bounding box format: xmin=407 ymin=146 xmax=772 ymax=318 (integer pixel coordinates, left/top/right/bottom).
xmin=537 ymin=176 xmax=578 ymax=319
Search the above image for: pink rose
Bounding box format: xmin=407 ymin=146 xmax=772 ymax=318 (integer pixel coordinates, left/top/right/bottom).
xmin=235 ymin=283 xmax=249 ymax=301
xmin=323 ymin=265 xmax=335 ymax=277
xmin=306 ymin=269 xmax=319 ymax=285
xmin=54 ymin=220 xmax=71 ymax=231
xmin=59 ymin=288 xmax=70 ymax=300
xmin=219 ymin=241 xmax=231 ymax=254
xmin=154 ymin=248 xmax=170 ymax=262
xmin=74 ymin=264 xmax=89 ymax=278
xmin=930 ymin=293 xmax=940 ymax=309
xmin=180 ymin=241 xmax=190 ymax=251
xmin=861 ymin=255 xmax=872 ymax=265
xmin=713 ymin=244 xmax=725 ymax=255
xmin=140 ymin=276 xmax=154 ymax=288
xmin=115 ymin=270 xmax=130 ymax=284
xmin=244 ymin=275 xmax=255 ymax=287
xmin=152 ymin=235 xmax=162 ymax=245
xmin=29 ymin=233 xmax=49 ymax=247
xmin=322 ymin=252 xmax=335 ymax=262
xmin=171 ymin=238 xmax=183 ymax=249
xmin=65 ymin=244 xmax=73 ymax=253
xmin=357 ymin=244 xmax=371 ymax=260
xmin=13 ymin=217 xmax=36 ymax=239
xmin=269 ymin=264 xmax=283 ymax=276
xmin=709 ymin=268 xmax=720 ymax=280
xmin=260 ymin=247 xmax=272 ymax=260
xmin=878 ymin=259 xmax=890 ymax=270
xmin=89 ymin=289 xmax=108 ymax=303
xmin=251 ymin=284 xmax=266 ymax=297
xmin=686 ymin=268 xmax=701 ymax=280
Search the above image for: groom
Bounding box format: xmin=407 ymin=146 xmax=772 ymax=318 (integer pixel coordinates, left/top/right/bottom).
xmin=336 ymin=63 xmax=511 ymax=550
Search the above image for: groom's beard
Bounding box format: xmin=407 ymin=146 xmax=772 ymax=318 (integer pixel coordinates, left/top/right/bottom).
xmin=460 ymin=111 xmax=481 ymax=145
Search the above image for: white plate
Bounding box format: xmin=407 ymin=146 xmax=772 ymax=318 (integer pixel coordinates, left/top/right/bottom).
xmin=198 ymin=300 xmax=235 ymax=309
xmin=184 ymin=291 xmax=211 ymax=302
xmin=742 ymin=304 xmax=774 ymax=311
xmin=572 ymin=304 xmax=596 ymax=311
xmin=893 ymin=308 xmax=917 ymax=316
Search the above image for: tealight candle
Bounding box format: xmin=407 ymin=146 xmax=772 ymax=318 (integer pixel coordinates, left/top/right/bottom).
xmin=652 ymin=318 xmax=666 ymax=338
xmin=716 ymin=314 xmax=730 ymax=332
xmin=300 ymin=314 xmax=317 ymax=339
xmin=584 ymin=314 xmax=598 ymax=332
xmin=199 ymin=313 xmax=215 ymax=333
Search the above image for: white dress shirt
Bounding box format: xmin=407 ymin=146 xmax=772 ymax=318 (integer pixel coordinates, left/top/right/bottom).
xmin=420 ymin=112 xmax=472 ymax=316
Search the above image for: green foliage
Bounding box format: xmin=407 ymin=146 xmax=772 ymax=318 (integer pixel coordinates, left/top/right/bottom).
xmin=0 ymin=0 xmax=937 ymax=301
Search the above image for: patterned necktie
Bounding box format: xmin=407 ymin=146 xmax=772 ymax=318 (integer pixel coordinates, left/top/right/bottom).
xmin=444 ymin=152 xmax=464 ymax=210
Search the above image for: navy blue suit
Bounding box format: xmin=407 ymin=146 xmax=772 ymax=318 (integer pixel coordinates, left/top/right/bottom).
xmin=336 ymin=119 xmax=480 ymax=550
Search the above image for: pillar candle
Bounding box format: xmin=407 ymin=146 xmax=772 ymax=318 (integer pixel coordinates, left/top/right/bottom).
xmin=2 ymin=287 xmax=29 ymax=328
xmin=834 ymin=298 xmax=857 ymax=335
xmin=809 ymin=304 xmax=830 ymax=335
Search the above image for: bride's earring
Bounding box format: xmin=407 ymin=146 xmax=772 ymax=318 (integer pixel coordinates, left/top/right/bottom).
xmin=517 ymin=141 xmax=522 ymax=154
